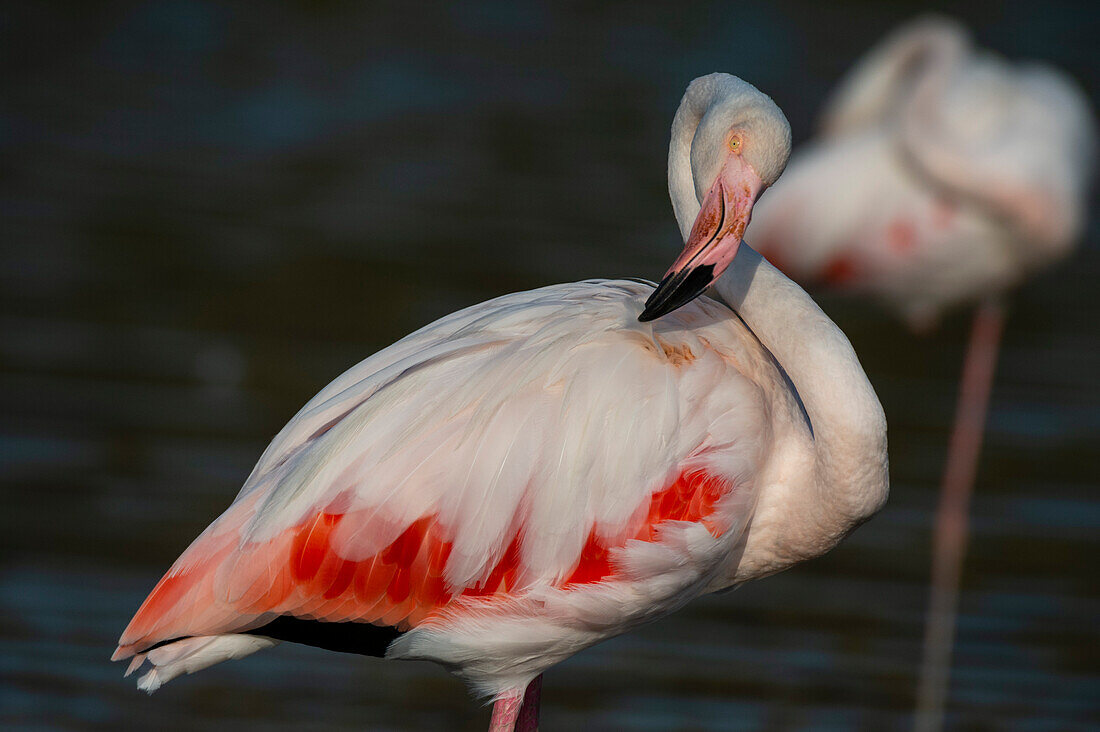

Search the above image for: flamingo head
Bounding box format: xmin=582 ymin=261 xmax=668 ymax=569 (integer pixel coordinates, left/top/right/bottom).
xmin=641 ymin=74 xmax=791 ymax=322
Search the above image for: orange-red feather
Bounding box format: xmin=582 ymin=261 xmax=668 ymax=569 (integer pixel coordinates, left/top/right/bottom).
xmin=118 ymin=471 xmax=730 ymax=656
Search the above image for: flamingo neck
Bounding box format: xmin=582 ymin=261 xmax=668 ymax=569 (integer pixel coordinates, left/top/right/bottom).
xmin=667 ymin=75 xmax=886 ymax=528
xmin=668 ymin=89 xmax=705 ymax=242
xmin=714 ymin=245 xmax=889 ymax=529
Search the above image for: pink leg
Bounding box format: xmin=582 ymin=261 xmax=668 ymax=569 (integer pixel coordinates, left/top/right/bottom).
xmin=489 ymin=689 xmax=523 ymax=732
xmin=489 ymin=675 xmax=542 ymax=732
xmin=914 ymin=299 xmax=1006 ymax=732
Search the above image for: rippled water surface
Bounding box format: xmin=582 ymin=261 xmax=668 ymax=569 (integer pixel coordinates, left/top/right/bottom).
xmin=2 ymin=2 xmax=1098 ymax=730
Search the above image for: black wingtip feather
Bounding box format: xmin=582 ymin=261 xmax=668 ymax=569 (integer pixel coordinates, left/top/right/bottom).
xmin=245 ymin=616 xmax=402 ymax=657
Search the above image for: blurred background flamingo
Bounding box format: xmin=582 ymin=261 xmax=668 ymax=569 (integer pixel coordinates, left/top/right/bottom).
xmin=746 ymin=15 xmax=1096 ymax=732
xmin=751 ymin=15 xmax=1094 ymax=329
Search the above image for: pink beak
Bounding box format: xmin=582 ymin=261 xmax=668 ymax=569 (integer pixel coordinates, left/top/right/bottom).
xmin=640 ymin=154 xmax=766 ymax=322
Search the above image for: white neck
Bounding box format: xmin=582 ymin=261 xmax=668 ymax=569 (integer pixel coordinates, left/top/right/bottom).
xmin=668 ymin=78 xmax=888 ymax=527
xmin=714 ymin=247 xmax=888 ymax=527
xmin=668 ymin=80 xmax=708 ymax=241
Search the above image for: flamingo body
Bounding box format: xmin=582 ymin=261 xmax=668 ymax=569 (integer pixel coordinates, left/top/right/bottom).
xmin=116 ymin=73 xmax=889 ymax=728
xmin=115 ymin=280 xmax=816 ymax=696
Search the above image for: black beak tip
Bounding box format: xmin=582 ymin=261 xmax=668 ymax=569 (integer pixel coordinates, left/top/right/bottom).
xmin=638 ymin=280 xmax=672 ymax=322
xmin=636 ymin=264 xmax=716 ymax=323
xmin=637 ymin=304 xmax=660 ymax=323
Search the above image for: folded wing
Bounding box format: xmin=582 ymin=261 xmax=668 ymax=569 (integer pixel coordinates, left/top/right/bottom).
xmin=116 ymin=280 xmax=764 ymax=659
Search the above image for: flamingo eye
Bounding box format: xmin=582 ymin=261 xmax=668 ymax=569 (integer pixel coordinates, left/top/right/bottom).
xmin=728 ymin=135 xmax=743 ymax=153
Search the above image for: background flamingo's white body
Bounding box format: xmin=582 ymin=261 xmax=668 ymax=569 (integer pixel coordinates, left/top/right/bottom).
xmin=748 ymin=16 xmax=1095 ymax=328
xmin=750 ymin=131 xmax=1019 ymax=327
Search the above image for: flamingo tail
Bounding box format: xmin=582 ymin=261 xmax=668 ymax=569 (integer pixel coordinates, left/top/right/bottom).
xmin=123 ymin=634 xmax=280 ymax=693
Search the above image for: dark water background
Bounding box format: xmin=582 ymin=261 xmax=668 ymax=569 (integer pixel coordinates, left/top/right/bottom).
xmin=2 ymin=1 xmax=1098 ymax=729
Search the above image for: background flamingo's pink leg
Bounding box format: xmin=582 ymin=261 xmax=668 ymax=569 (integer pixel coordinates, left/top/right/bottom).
xmin=914 ymin=298 xmax=1006 ymax=732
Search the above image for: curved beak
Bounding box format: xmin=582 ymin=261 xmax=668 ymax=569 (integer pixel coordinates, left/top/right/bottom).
xmin=640 ymin=155 xmax=765 ymax=322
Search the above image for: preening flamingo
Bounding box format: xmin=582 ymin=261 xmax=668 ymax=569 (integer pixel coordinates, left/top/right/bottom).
xmin=744 ymin=16 xmax=1096 ymax=732
xmin=114 ymin=73 xmax=889 ymax=731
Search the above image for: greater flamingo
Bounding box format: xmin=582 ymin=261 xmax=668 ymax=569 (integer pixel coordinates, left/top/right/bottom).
xmin=114 ymin=73 xmax=889 ymax=731
xmin=745 ymin=16 xmax=1095 ymax=731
